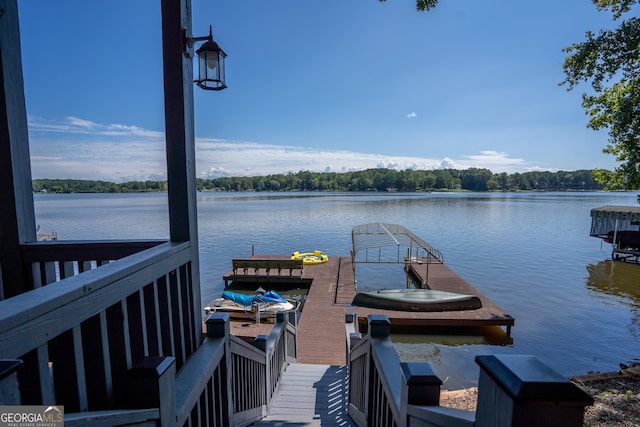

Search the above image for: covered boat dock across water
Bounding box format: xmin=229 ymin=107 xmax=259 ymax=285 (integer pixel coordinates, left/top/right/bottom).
xmin=590 ymin=205 xmax=640 ymax=263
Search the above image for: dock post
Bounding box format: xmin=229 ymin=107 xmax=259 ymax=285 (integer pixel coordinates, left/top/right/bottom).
xmin=367 ymin=314 xmax=390 ymax=338
xmin=400 ymin=362 xmax=443 ymax=424
xmin=205 ymin=313 xmax=233 ymax=423
xmin=255 ymin=335 xmax=268 ymax=352
xmin=345 ymin=312 xmax=361 ymax=362
xmin=474 ymin=355 xmax=593 ymax=427
xmin=128 ymin=356 xmax=176 ymax=427
xmin=400 ymin=362 xmax=442 ymax=405
xmin=205 ymin=313 xmax=230 ymax=338
xmin=255 ymin=333 xmax=270 ymax=411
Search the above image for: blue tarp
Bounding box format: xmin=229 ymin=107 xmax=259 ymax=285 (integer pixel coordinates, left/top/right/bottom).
xmin=222 ymin=290 xmax=287 ymax=306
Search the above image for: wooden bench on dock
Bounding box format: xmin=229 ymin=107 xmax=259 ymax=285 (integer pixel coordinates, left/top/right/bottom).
xmin=224 ymin=258 xmax=305 ymax=286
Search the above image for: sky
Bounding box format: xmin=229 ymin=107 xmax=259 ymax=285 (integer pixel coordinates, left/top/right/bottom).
xmin=16 ymin=0 xmax=627 ymax=182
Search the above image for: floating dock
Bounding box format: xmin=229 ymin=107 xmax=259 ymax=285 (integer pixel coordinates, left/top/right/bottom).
xmin=219 ymin=253 xmax=514 ymax=366
xmin=215 ymin=223 xmax=514 ymax=365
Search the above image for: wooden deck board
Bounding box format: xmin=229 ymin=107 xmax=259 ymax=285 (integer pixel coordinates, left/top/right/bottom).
xmin=252 ymin=364 xmax=356 ymax=427
xmin=296 ymin=257 xmax=354 ymax=365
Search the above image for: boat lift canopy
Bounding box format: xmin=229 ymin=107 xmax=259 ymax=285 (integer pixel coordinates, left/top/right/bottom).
xmin=351 ymin=223 xmax=443 ymax=264
xmin=590 ymin=205 xmax=640 ymax=238
xmin=590 ymin=205 xmax=640 ymax=262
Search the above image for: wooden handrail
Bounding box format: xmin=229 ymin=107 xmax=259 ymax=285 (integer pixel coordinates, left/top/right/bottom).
xmin=19 ymin=240 xmax=169 ymax=288
xmin=0 ymin=241 xmax=201 ymax=419
xmin=20 ymin=240 xmax=166 ymax=262
xmin=174 ymin=337 xmax=226 ymax=426
xmin=347 ymin=314 xmax=403 ymax=426
xmin=0 ymin=242 xmax=191 ymax=358
xmin=206 ymin=311 xmax=297 ymax=427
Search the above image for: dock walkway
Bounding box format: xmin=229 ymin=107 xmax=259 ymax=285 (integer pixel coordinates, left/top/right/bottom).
xmin=296 ymin=256 xmax=355 ymax=365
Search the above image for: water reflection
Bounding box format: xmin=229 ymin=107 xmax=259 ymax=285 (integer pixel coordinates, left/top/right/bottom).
xmin=586 ymin=260 xmax=640 ymax=303
xmin=586 ymin=260 xmax=640 ymax=340
xmin=391 ymin=325 xmax=514 ymax=390
xmin=392 ymin=325 xmax=513 ymax=346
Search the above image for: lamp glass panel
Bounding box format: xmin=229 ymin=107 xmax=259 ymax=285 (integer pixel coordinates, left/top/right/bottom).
xmin=218 ymin=55 xmax=225 ymax=84
xmin=206 ymin=52 xmax=219 ymax=75
xmin=200 ymin=50 xmax=219 ymax=82
xmin=198 ymin=53 xmax=208 ymax=82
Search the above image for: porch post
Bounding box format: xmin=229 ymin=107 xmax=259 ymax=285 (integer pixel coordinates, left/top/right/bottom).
xmin=0 ymin=0 xmax=38 ymax=299
xmin=160 ymin=0 xmax=202 ymax=331
xmin=161 ymin=0 xmax=198 ymax=245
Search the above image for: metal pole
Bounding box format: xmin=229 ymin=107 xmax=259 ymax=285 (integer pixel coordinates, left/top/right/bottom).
xmin=612 ymin=218 xmax=619 ymax=260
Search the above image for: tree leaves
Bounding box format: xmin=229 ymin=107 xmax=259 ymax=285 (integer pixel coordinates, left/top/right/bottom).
xmin=561 ymin=1 xmax=640 ymax=189
xmin=378 ymin=0 xmax=439 ymax=12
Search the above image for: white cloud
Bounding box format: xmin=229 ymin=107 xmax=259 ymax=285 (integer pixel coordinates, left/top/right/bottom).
xmin=455 ymin=151 xmax=526 ymax=172
xmin=29 ymin=115 xmax=165 ymax=139
xmin=406 ymin=112 xmax=417 ymax=119
xmin=193 ymin=140 xmax=543 ymax=177
xmin=27 ymin=116 xmax=557 ymax=182
xmin=67 ymin=116 xmax=97 ymax=129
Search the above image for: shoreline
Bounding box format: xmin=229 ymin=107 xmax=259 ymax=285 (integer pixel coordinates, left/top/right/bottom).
xmin=441 ymin=365 xmax=640 ymax=400
xmin=440 ymin=365 xmax=640 ymax=425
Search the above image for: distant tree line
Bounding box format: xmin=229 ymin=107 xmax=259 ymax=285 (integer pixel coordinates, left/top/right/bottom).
xmin=197 ymin=168 xmax=606 ymax=192
xmin=33 ymin=179 xmax=167 ymax=193
xmin=33 ymin=169 xmax=610 ymax=194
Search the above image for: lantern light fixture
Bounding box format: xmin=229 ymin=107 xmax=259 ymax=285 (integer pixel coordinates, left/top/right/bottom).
xmin=184 ymin=26 xmax=227 ymax=91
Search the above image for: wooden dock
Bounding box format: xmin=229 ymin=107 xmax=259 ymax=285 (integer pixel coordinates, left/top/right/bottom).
xmin=222 ymin=255 xmax=514 ymax=366
xmin=296 ymin=256 xmax=355 ymax=365
xmin=374 ymin=259 xmax=515 ymax=332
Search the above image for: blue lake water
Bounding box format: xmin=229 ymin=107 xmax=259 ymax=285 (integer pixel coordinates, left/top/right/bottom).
xmin=33 ymin=191 xmax=640 ymax=390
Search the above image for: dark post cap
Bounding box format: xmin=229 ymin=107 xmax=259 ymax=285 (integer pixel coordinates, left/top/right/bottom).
xmin=255 ymin=334 xmax=268 ymax=352
xmin=401 ymin=362 xmax=443 ymax=386
xmin=368 ymin=314 xmax=391 ymax=338
xmin=476 ymin=355 xmax=594 ymax=404
xmin=206 ymin=313 xmax=230 ymax=337
xmin=129 ymin=356 xmax=176 ymax=378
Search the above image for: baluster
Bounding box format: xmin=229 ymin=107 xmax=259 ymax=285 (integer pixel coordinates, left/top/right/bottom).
xmin=0 ymin=359 xmax=23 ymax=404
